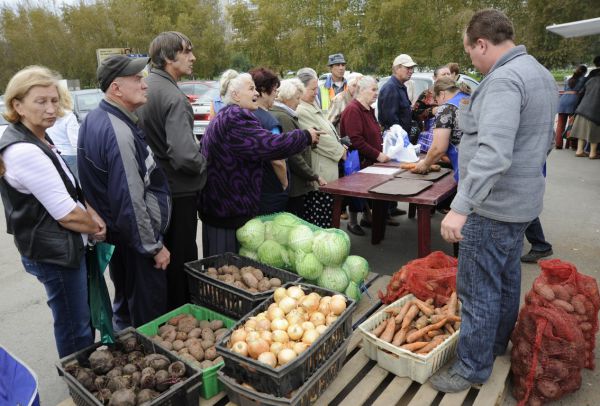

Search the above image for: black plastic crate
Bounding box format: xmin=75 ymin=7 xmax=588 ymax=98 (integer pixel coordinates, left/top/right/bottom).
xmin=215 ymin=283 xmax=357 ymax=397
xmin=56 ymin=328 xmax=202 ymax=406
xmin=218 ymin=337 xmax=349 ymax=405
xmin=184 ymin=252 xmax=302 ymax=319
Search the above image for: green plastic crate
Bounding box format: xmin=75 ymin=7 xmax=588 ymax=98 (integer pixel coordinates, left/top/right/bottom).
xmin=137 ymin=304 xmax=236 ymax=399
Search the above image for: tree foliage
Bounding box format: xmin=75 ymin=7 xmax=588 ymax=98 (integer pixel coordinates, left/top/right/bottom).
xmin=0 ymin=0 xmax=598 ymax=91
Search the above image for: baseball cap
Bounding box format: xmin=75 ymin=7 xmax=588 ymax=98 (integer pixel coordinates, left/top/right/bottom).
xmin=327 ymin=53 xmax=346 ymax=66
xmin=97 ymin=55 xmax=150 ymax=92
xmin=392 ymin=54 xmax=417 ymax=68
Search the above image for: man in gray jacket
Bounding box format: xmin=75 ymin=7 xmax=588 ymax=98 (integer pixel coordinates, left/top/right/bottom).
xmin=137 ymin=31 xmax=207 ymax=310
xmin=431 ymin=9 xmax=558 ymax=392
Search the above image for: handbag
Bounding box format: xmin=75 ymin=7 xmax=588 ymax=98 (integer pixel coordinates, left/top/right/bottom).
xmin=344 ymin=150 xmax=361 ymax=176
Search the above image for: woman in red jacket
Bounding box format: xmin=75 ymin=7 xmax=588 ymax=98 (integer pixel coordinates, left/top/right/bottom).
xmin=339 ymin=76 xmax=392 ymax=235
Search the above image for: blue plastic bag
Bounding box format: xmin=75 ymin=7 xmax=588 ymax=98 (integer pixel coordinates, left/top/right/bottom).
xmin=344 ymin=150 xmax=361 ymax=176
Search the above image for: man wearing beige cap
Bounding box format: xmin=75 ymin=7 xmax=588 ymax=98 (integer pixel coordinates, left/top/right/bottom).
xmin=318 ymin=53 xmax=348 ymax=111
xmin=78 ymin=54 xmax=171 ymax=329
xmin=377 ymin=54 xmax=417 ymax=134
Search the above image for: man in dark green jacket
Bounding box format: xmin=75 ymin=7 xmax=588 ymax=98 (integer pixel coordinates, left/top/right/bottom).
xmin=137 ymin=31 xmax=207 ymax=310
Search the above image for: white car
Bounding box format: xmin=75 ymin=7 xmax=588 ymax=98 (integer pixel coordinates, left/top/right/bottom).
xmin=178 ymin=81 xmax=219 ymax=140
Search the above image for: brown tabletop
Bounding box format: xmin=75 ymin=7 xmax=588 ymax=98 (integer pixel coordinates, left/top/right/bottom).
xmin=320 ymin=167 xmax=457 ymax=257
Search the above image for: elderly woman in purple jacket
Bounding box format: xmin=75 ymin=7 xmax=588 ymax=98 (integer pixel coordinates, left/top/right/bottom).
xmin=199 ymin=70 xmax=321 ymax=256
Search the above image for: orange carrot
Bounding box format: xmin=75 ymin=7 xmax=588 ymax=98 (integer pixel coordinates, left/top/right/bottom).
xmin=427 ymin=329 xmax=443 ymax=338
xmin=412 ymin=298 xmax=435 ymax=316
xmin=394 ymin=300 xmax=414 ymax=324
xmin=447 ymin=292 xmax=458 ymax=317
xmin=415 ymin=315 xmax=429 ymax=330
xmin=444 ymin=323 xmax=455 ymax=335
xmin=407 ymin=318 xmax=448 ymax=343
xmin=371 ymin=320 xmax=387 ymax=337
xmin=402 ymin=304 xmax=420 ymax=329
xmin=392 ymin=326 xmax=409 ymax=346
xmin=400 ymin=341 xmax=429 ymax=351
xmin=416 ymin=334 xmax=449 ymax=354
xmin=380 ymin=317 xmax=396 ymax=342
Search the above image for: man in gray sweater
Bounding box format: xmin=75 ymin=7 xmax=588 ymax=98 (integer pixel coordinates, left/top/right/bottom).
xmin=137 ymin=32 xmax=207 ymax=310
xmin=431 ymin=9 xmax=558 ymax=392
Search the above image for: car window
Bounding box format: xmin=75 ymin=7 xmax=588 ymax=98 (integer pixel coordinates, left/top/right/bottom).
xmin=412 ymin=78 xmax=432 ymax=98
xmin=77 ymin=93 xmax=103 ymax=112
xmin=197 ymin=87 xmax=220 ymax=103
xmin=179 ymin=83 xmax=212 ymax=96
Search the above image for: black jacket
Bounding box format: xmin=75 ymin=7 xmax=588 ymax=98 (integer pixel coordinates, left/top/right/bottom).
xmin=0 ymin=123 xmax=85 ymax=268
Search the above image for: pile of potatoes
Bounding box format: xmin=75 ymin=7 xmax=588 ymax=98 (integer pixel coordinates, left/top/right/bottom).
xmin=149 ymin=314 xmax=227 ymax=370
xmin=65 ymin=333 xmax=189 ymax=406
xmin=205 ymin=264 xmax=282 ymax=293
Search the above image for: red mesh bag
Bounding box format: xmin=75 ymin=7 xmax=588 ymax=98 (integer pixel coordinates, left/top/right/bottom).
xmin=511 ymin=305 xmax=585 ymax=406
xmin=378 ymin=251 xmax=457 ymax=306
xmin=526 ymin=259 xmax=600 ymax=369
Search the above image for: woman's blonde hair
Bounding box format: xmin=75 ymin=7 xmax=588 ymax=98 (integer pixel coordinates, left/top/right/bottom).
xmin=219 ymin=69 xmax=253 ymax=105
xmin=57 ymin=82 xmax=74 ymax=111
xmin=3 ymin=65 xmax=64 ymax=123
xmin=433 ymin=76 xmax=471 ymax=97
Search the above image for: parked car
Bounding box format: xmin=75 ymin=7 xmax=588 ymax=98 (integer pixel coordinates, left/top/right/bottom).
xmin=178 ymin=80 xmax=219 ymax=139
xmin=72 ymin=89 xmax=104 ymax=123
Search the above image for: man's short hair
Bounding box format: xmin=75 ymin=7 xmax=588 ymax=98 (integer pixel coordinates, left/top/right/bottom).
xmin=594 ymin=55 xmax=600 ymax=67
xmin=149 ymin=31 xmax=193 ymax=69
xmin=465 ymin=9 xmax=514 ymax=46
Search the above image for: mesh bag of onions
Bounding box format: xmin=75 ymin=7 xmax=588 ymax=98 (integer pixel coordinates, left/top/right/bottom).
xmin=379 ymin=251 xmax=457 ymax=306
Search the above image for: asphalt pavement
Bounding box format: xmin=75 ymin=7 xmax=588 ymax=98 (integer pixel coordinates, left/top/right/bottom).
xmin=0 ymin=148 xmax=598 ymax=405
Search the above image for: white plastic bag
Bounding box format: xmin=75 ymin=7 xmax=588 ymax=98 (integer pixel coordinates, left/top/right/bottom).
xmin=383 ymin=125 xmax=420 ymax=162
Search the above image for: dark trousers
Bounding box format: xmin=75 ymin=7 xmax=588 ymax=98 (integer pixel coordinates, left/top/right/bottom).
xmin=109 ymin=244 xmax=167 ymax=330
xmin=165 ymin=195 xmax=199 ymax=310
xmin=525 ymin=217 xmax=552 ymax=252
xmin=286 ymin=195 xmax=306 ymax=218
xmin=202 ymin=223 xmax=239 ymax=257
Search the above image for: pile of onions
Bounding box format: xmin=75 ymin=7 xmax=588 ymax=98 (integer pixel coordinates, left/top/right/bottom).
xmin=228 ymin=286 xmax=347 ymax=368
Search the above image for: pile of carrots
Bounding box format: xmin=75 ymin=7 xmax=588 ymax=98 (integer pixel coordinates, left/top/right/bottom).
xmin=370 ymin=293 xmax=460 ymax=355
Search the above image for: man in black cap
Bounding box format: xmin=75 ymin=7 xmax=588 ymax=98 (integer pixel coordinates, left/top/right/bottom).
xmin=137 ymin=31 xmax=207 ymax=311
xmin=317 ymin=53 xmax=348 ymax=112
xmin=78 ymin=54 xmax=172 ymax=329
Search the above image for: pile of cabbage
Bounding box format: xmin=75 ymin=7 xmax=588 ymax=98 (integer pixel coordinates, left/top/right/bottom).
xmin=236 ymin=213 xmax=369 ymax=300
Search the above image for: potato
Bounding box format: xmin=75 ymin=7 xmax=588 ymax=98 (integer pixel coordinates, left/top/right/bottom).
xmin=160 ymin=329 xmax=177 ymax=343
xmin=269 ymin=278 xmax=282 ymax=287
xmin=201 ymin=328 xmax=215 ymax=341
xmin=210 ymin=320 xmax=224 ymax=330
xmin=233 ymin=272 xmax=242 ymax=282
xmin=161 ymin=341 xmax=173 ymax=351
xmin=179 ymin=353 xmax=200 ymax=367
xmin=189 ymin=343 xmax=205 ymax=361
xmin=175 ymin=331 xmax=188 ymax=341
xmin=178 ymin=316 xmax=198 ymax=334
xmin=167 ymin=314 xmax=188 ymax=326
xmin=178 ymin=347 xmax=190 ymax=355
xmin=185 ymin=338 xmax=201 ymax=348
xmin=224 ymin=274 xmax=236 ymax=284
xmin=240 ymin=266 xmax=253 ymax=275
xmin=188 ymin=327 xmax=203 ymax=339
xmin=536 ymin=379 xmax=559 ymax=398
xmin=108 ymin=389 xmax=136 ymax=406
xmin=201 ymin=339 xmax=214 ymax=350
xmin=158 ymin=324 xmax=176 ymax=335
xmin=172 ymin=340 xmax=185 ymax=351
xmin=213 ymin=356 xmax=224 ymax=365
xmin=199 ymin=320 xmax=211 ymax=329
xmin=233 ymin=281 xmax=246 ymax=289
xmin=204 ymin=347 xmax=217 ymax=361
xmin=217 ymin=274 xmax=228 ymax=281
xmin=207 ymin=266 xmax=218 ymax=274
xmin=248 ymin=287 xmax=258 ymax=293
xmin=251 ymin=268 xmax=263 ymax=280
xmin=214 ymin=328 xmax=228 ymax=342
xmin=533 ymin=283 xmax=555 ymax=301
xmin=257 ymin=278 xmax=271 ymax=292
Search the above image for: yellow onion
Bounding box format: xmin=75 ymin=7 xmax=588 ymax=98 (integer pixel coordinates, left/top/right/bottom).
xmin=330 ymin=297 xmax=347 ymax=316
xmin=278 ymin=297 xmax=297 ymax=314
xmin=292 ymin=342 xmax=309 ymax=355
xmin=256 ymin=318 xmax=271 ymax=332
xmin=248 ymin=338 xmax=270 ymax=359
xmin=272 ymin=330 xmax=289 ymax=344
xmin=270 ymin=318 xmax=289 ymax=332
xmin=299 ymin=295 xmax=319 ymax=313
xmin=286 ymin=286 xmax=305 ymax=300
xmin=302 ymin=329 xmax=320 ymax=345
xmin=274 ymin=287 xmax=288 ymax=303
xmin=316 ymin=325 xmax=328 ymax=335
xmin=230 ymin=329 xmax=247 ymax=345
xmin=270 ymin=341 xmax=284 ymax=355
xmin=318 ymin=301 xmax=331 ymax=315
xmin=326 ymin=314 xmax=338 ymax=326
xmin=231 ymin=341 xmax=248 ymax=357
xmin=286 ymin=310 xmax=304 ymax=326
xmin=287 ymin=324 xmax=304 ymax=341
xmin=277 ymin=348 xmax=297 ymax=366
xmin=301 ymin=321 xmax=316 ymax=331
xmin=257 ymin=351 xmax=277 ymax=368
xmin=310 ymin=312 xmax=326 ymax=326
xmin=268 ymin=303 xmax=279 ymax=311
xmin=246 ymin=331 xmax=261 ymax=342
xmin=255 ymin=312 xmax=268 ymax=321
xmin=260 ymin=330 xmax=273 ymax=344
xmin=245 ymin=319 xmax=257 ymax=331
xmin=267 ymin=307 xmax=285 ymax=321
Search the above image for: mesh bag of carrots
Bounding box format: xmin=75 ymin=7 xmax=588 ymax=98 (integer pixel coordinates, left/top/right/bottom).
xmin=378 ymin=251 xmax=457 ymax=306
xmin=511 ymin=259 xmax=600 ymax=405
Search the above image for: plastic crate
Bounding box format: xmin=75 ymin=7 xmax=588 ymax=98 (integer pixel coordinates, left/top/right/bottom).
xmin=184 ymin=252 xmax=302 ymax=319
xmin=357 ymin=294 xmax=460 ymax=384
xmin=56 ymin=328 xmax=201 ymax=406
xmin=137 ymin=304 xmax=235 ymax=399
xmin=216 ymin=283 xmax=357 ymax=397
xmin=218 ymin=337 xmax=349 ymax=406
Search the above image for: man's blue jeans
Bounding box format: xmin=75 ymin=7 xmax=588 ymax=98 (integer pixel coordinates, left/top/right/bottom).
xmin=452 ymin=214 xmax=528 ymax=383
xmin=21 ymin=256 xmax=93 ymax=358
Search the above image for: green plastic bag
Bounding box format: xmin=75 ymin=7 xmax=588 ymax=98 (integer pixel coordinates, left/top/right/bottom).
xmin=87 ymin=242 xmax=115 ymax=344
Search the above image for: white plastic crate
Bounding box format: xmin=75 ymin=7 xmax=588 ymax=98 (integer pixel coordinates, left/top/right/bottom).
xmin=357 ymin=294 xmax=460 ymax=384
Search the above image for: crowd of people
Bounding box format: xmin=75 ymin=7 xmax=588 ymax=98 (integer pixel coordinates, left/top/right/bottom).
xmin=0 ymin=8 xmax=597 ymax=396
